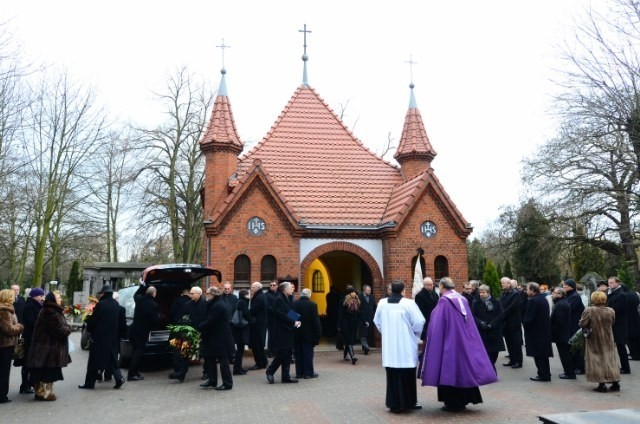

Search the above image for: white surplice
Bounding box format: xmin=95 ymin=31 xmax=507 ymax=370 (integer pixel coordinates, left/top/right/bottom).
xmin=374 ymin=297 xmax=425 ymax=368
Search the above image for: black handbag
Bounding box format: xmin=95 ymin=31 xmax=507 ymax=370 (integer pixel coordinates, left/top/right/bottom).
xmin=231 ymin=309 xmax=248 ymax=328
xmin=12 ymin=337 xmax=25 ymax=360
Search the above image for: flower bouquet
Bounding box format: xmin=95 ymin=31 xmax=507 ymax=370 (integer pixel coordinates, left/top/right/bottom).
xmin=82 ymin=296 xmax=99 ymax=322
xmin=167 ymin=324 xmax=201 ymax=362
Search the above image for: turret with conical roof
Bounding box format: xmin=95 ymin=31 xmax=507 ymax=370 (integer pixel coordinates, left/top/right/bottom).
xmin=200 ymin=66 xmax=244 ymax=218
xmin=394 ymin=82 xmax=437 ymax=181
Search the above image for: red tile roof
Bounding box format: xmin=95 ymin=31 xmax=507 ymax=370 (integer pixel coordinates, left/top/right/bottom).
xmin=200 ymin=91 xmax=243 ymax=151
xmin=206 ymin=83 xmax=469 ymax=233
xmin=394 ymin=106 xmax=436 ymax=162
xmin=236 ymin=85 xmax=403 ymax=226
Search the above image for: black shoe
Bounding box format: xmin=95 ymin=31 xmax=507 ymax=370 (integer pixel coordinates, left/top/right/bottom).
xmin=441 ymin=405 xmax=466 ymax=412
xmin=389 ymin=408 xmax=403 ymax=413
xmin=19 ymin=387 xmax=35 ymax=394
xmin=593 ymin=384 xmax=607 ymax=393
xmin=114 ymin=378 xmax=125 ymax=389
xmin=233 ymin=370 xmax=247 ymax=375
xmin=363 ymin=348 xmax=369 ymax=355
xmin=574 ymin=369 xmax=585 ymax=375
xmin=266 ymin=372 xmax=274 ymax=384
xmin=0 ymin=398 xmax=12 ymax=404
xmin=168 ymin=372 xmax=180 ymax=379
xmin=530 ymin=376 xmax=551 ymax=382
xmin=609 ymin=382 xmax=620 ymax=392
xmin=214 ymin=385 xmax=232 ymax=391
xmin=511 ymin=363 xmax=522 ymax=369
xmin=127 ymin=375 xmax=144 ymax=381
xmin=304 ymin=373 xmax=319 ymax=379
xmin=96 ymin=373 xmax=103 ymax=382
xmin=295 ymin=375 xmax=303 ymax=379
xmin=78 ymin=385 xmax=95 ymax=389
xmin=620 ymin=369 xmax=631 ymax=375
xmin=559 ymin=373 xmax=576 ymax=380
xmin=503 ymin=362 xmax=514 ymax=367
xmin=201 ymin=373 xmax=208 ymax=380
xmin=351 ymin=357 xmax=358 ymax=365
xmin=410 ymin=404 xmax=422 ymax=410
xmin=249 ymin=364 xmax=264 ymax=371
xmin=282 ymin=378 xmax=299 ymax=383
xmin=200 ymin=381 xmax=216 ymax=388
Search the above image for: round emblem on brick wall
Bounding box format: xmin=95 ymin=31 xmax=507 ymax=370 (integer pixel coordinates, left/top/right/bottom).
xmin=247 ymin=216 xmax=266 ymax=236
xmin=420 ymin=221 xmax=437 ymax=238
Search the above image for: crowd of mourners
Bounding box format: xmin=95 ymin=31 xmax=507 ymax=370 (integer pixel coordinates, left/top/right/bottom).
xmin=1 ymin=274 xmax=638 ymax=414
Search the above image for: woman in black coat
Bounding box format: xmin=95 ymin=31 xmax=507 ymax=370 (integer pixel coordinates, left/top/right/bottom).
xmin=231 ymin=289 xmax=251 ymax=375
xmin=472 ymin=284 xmax=504 ymax=371
xmin=27 ymin=292 xmax=71 ymax=401
xmin=199 ymin=286 xmax=234 ymax=390
xmin=18 ymin=288 xmax=44 ymax=394
xmin=338 ymin=286 xmax=361 ymax=365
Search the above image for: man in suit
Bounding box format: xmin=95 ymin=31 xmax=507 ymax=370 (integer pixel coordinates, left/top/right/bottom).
xmin=523 ymin=283 xmax=553 ymax=382
xmin=607 ymin=276 xmax=630 ymax=374
xmin=500 ymin=277 xmax=523 ymax=369
xmin=550 ymin=288 xmax=575 ymax=379
xmin=265 ymin=282 xmax=301 ymax=384
xmin=248 ymin=282 xmax=269 ymax=370
xmin=79 ymin=285 xmax=125 ymax=390
xmin=415 ymin=277 xmax=439 ymax=342
xmin=291 ymin=288 xmax=321 ymax=379
xmin=128 ymin=284 xmax=159 ymax=381
xmin=358 ymin=284 xmax=376 ymax=354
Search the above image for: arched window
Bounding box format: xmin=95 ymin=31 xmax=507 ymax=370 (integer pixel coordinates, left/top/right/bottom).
xmin=411 ymin=256 xmax=426 ymax=280
xmin=434 ymin=256 xmax=449 ymax=280
xmin=260 ymin=255 xmax=277 ymax=282
xmin=312 ymin=270 xmax=325 ymax=293
xmin=234 ymin=255 xmax=251 ymax=285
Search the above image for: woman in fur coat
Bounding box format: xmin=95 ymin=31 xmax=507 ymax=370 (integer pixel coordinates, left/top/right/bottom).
xmin=27 ymin=292 xmax=72 ymax=401
xmin=579 ymin=290 xmax=620 ymax=393
xmin=0 ymin=289 xmax=24 ymax=403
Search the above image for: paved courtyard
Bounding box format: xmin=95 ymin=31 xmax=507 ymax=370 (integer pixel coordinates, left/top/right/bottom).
xmin=2 ymin=331 xmax=638 ymax=424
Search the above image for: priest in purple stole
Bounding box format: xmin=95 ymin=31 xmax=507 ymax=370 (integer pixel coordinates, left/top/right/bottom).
xmin=419 ymin=277 xmax=498 ymax=412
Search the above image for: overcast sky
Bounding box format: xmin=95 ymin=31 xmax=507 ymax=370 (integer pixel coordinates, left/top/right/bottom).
xmin=4 ymin=0 xmax=594 ymax=237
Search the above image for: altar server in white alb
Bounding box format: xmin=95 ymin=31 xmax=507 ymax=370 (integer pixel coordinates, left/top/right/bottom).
xmin=373 ymin=280 xmax=426 ymax=414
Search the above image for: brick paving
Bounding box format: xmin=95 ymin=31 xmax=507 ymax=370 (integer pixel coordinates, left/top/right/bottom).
xmin=2 ymin=332 xmax=638 ymax=424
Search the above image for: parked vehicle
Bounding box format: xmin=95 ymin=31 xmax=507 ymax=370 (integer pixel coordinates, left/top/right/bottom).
xmin=117 ymin=263 xmax=222 ymax=367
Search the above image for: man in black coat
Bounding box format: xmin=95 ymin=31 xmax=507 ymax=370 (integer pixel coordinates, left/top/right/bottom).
xmin=358 ymin=284 xmax=376 ymax=354
xmin=11 ymin=285 xmax=26 ymax=324
xmin=248 ymin=282 xmax=268 ymax=370
xmin=550 ymin=288 xmax=575 ymax=379
xmin=198 ymin=286 xmax=234 ymax=390
xmin=170 ymin=286 xmax=207 ymax=381
xmin=607 ymin=276 xmax=630 ymax=374
xmin=292 ymin=288 xmax=322 ymax=379
xmin=563 ymin=278 xmax=585 ymax=374
xmin=79 ymin=285 xmax=125 ymax=389
xmin=499 ymin=278 xmax=523 ymax=368
xmin=265 ymin=280 xmax=279 ymax=357
xmin=626 ymin=285 xmax=640 ymax=360
xmin=415 ymin=277 xmax=439 ymax=342
xmin=523 ymin=282 xmax=553 ymax=382
xmin=265 ymin=282 xmax=301 ymax=384
xmin=127 ymin=284 xmax=159 ymax=381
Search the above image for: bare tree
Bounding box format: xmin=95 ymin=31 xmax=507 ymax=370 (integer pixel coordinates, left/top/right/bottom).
xmin=20 ymin=69 xmax=106 ymax=286
xmin=555 ymin=0 xmax=640 ymax=182
xmin=134 ymin=67 xmax=213 ymax=263
xmin=523 ymin=117 xmax=639 ymax=278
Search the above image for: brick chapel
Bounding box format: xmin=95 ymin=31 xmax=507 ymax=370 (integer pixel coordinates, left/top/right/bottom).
xmin=199 ymin=44 xmax=472 ymax=314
